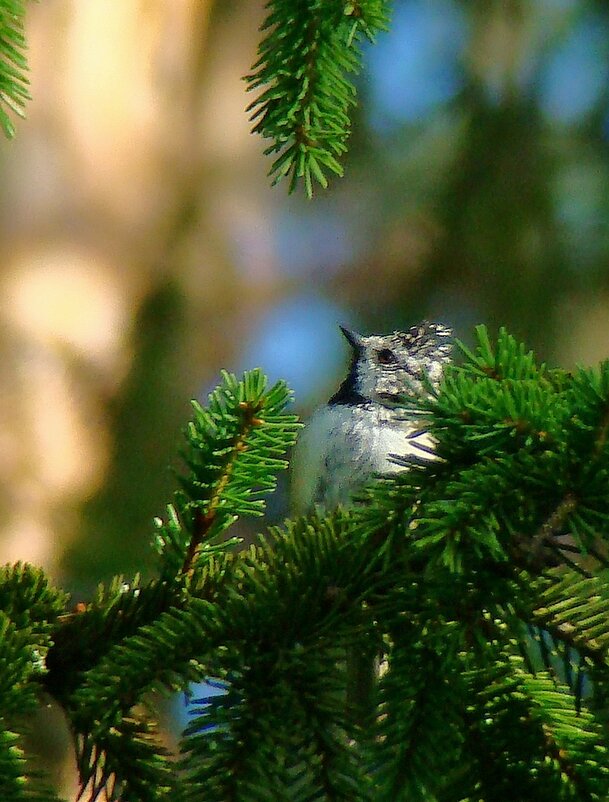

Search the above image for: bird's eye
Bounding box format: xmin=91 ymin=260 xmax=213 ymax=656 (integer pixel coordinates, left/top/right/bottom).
xmin=377 ymin=348 xmax=398 ymax=365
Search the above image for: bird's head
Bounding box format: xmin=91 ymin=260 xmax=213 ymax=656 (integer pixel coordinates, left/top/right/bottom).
xmin=336 ymin=322 xmax=453 ymax=405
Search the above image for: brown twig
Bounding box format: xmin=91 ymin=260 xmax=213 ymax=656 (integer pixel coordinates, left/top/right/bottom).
xmin=180 ymin=400 xmax=262 ymax=578
xmin=523 ymin=493 xmax=577 ymax=570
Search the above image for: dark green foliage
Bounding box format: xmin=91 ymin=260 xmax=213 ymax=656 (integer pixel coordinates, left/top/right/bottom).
xmin=179 ymin=513 xmax=373 ymax=802
xmin=0 ymin=566 xmax=66 ymax=801
xmin=0 ymin=0 xmax=29 ymax=137
xmin=180 ymin=644 xmax=365 ymax=802
xmin=246 ymin=0 xmax=391 ymax=196
xmin=0 ymin=564 xmax=68 ymax=632
xmin=2 ymin=368 xmax=302 ymax=800
xmin=455 ymin=655 xmax=609 ymax=802
xmin=59 ymin=370 xmax=301 ymax=800
xmin=373 ymin=637 xmax=465 ymax=802
xmin=4 ymin=332 xmax=609 ymax=799
xmin=74 ymin=716 xmax=174 ymax=802
xmin=0 ymin=564 xmax=67 ymax=705
xmin=4 ymin=1 xmax=609 ymax=799
xmin=0 ymin=728 xmax=59 ymax=802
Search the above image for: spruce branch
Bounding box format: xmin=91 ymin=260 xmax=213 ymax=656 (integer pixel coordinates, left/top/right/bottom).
xmin=459 ymin=655 xmax=609 ymax=802
xmin=372 ymin=638 xmax=465 ymax=801
xmin=383 ymin=327 xmax=609 ymax=581
xmin=0 ymin=609 xmax=62 ymax=801
xmin=513 ymin=493 xmax=579 ymax=571
xmin=45 ymin=577 xmax=178 ymax=703
xmin=154 ymin=369 xmax=301 ymax=580
xmin=180 ymin=392 xmax=272 ymax=576
xmin=246 ymin=0 xmax=390 ymax=196
xmin=66 ymin=599 xmax=217 ymax=802
xmin=75 ymin=716 xmax=174 ymax=802
xmin=0 ymin=0 xmax=29 ymax=138
xmin=529 ymin=568 xmax=609 ymax=665
xmin=0 ymin=728 xmax=59 ymax=802
xmin=0 ymin=561 xmax=67 ymax=628
xmin=68 ymin=513 xmax=365 ymax=801
xmin=0 ymin=612 xmax=43 ymax=716
xmin=180 ymin=643 xmax=364 ymax=802
xmin=0 ymin=566 xmax=67 ymax=800
xmin=8 ymin=326 xmax=609 ymax=799
xmin=50 ymin=371 xmax=300 ymax=799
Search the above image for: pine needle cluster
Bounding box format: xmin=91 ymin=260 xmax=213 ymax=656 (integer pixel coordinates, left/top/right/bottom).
xmin=1 ymin=330 xmax=609 ymax=800
xmin=246 ymin=0 xmax=391 ymax=196
xmin=0 ymin=0 xmax=28 ymax=138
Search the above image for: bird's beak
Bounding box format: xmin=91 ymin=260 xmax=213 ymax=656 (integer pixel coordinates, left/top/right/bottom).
xmin=339 ymin=325 xmax=364 ymax=350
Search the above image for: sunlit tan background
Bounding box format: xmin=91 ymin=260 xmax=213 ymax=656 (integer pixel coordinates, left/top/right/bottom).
xmin=2 ymin=0 xmax=609 ymax=795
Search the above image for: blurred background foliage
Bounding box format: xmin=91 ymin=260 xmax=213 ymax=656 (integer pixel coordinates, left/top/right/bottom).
xmin=1 ymin=0 xmax=609 ymax=794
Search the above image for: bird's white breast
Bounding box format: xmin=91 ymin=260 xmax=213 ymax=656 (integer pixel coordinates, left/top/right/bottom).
xmin=291 ymin=403 xmax=435 ymax=513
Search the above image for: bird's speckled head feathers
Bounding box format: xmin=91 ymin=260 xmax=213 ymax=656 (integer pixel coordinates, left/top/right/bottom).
xmin=330 ymin=321 xmax=453 ymax=406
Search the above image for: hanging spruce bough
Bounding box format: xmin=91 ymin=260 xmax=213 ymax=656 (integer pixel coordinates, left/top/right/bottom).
xmin=0 ymin=0 xmax=29 ymax=138
xmin=246 ymin=0 xmax=391 ymax=197
xmin=5 ymin=331 xmax=609 ymax=800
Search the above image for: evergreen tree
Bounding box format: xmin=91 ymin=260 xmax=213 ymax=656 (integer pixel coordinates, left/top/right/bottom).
xmin=3 ymin=2 xmax=609 ymax=800
xmin=2 ymin=330 xmax=609 ymax=800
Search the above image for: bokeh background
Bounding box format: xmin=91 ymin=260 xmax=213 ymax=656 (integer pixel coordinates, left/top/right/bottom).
xmin=2 ymin=0 xmax=609 ymax=795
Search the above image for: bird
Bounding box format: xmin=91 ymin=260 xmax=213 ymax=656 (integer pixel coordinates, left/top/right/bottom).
xmin=291 ymin=321 xmax=453 ymax=514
